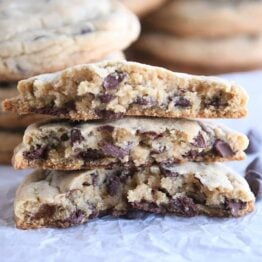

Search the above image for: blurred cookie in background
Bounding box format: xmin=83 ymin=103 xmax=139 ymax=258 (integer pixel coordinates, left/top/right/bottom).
xmin=129 ymin=0 xmax=262 ymax=75
xmin=132 ymin=33 xmax=262 ymax=75
xmin=121 ymin=0 xmax=167 ymax=17
xmin=145 ymin=0 xmax=262 ymax=38
xmin=0 ymin=0 xmax=139 ymax=81
xmin=0 ymin=130 xmax=23 ymax=165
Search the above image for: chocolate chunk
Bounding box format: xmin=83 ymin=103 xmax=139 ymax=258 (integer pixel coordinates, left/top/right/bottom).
xmin=137 ymin=131 xmax=163 ymax=140
xmin=34 ymin=204 xmax=56 ymax=220
xmin=97 ymin=125 xmax=115 ymax=133
xmin=100 ymin=141 xmax=131 ymax=159
xmin=33 ymin=101 xmax=75 ymax=116
xmin=98 ymin=94 xmax=116 ymax=103
xmin=132 ymin=201 xmax=166 ymax=214
xmin=95 ymin=109 xmax=124 ymax=120
xmin=67 ymin=210 xmax=85 ymax=225
xmin=213 ymin=139 xmax=234 ymax=157
xmin=245 ymin=157 xmax=262 ymax=174
xmin=102 ymin=71 xmax=126 ymax=90
xmin=245 ymin=171 xmax=262 ymax=201
xmin=246 ymin=129 xmax=262 ymax=154
xmin=170 ymin=196 xmax=197 ymax=217
xmin=160 ymin=164 xmax=179 ymax=177
xmin=23 ymin=145 xmax=48 ymax=160
xmin=192 ymin=133 xmax=206 ymax=148
xmin=70 ymin=128 xmax=84 ymax=146
xmin=76 ymin=148 xmax=104 ymax=161
xmin=224 ymin=199 xmax=246 ymax=217
xmin=184 ymin=150 xmax=199 ymax=160
xmin=60 ymin=133 xmax=69 ymax=141
xmin=80 ymin=26 xmax=92 ymax=34
xmin=106 ymin=175 xmax=121 ymax=196
xmin=134 ymin=97 xmax=155 ymax=106
xmin=175 ymin=97 xmax=191 ymax=108
xmin=121 ymin=210 xmax=149 ymax=220
xmin=207 ymin=95 xmax=228 ymax=108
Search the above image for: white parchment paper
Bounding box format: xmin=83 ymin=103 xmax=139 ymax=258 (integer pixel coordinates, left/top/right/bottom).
xmin=1 ymin=71 xmax=262 ymax=262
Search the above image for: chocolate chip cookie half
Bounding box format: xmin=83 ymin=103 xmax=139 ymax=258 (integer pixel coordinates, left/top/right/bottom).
xmin=2 ymin=61 xmax=248 ymax=120
xmin=15 ymin=163 xmax=255 ymax=229
xmin=12 ymin=118 xmax=248 ymax=170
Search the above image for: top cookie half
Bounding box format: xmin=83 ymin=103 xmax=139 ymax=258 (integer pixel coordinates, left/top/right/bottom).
xmin=2 ymin=61 xmax=248 ymax=120
xmin=0 ymin=0 xmax=140 ymax=81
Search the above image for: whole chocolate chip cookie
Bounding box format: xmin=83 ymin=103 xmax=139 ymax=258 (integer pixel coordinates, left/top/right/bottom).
xmin=134 ymin=33 xmax=262 ymax=74
xmin=0 ymin=0 xmax=140 ymax=81
xmin=14 ymin=163 xmax=255 ymax=229
xmin=12 ymin=118 xmax=248 ymax=170
xmin=146 ymin=0 xmax=262 ymax=38
xmin=2 ymin=61 xmax=248 ymax=120
xmin=121 ymin=0 xmax=167 ymax=17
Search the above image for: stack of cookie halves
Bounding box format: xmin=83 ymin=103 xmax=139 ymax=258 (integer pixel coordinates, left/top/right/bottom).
xmin=0 ymin=0 xmax=140 ymax=164
xmin=2 ymin=60 xmax=255 ymax=229
xmin=133 ymin=0 xmax=262 ymax=75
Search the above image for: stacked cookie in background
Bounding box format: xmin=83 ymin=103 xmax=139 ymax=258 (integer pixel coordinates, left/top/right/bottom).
xmin=120 ymin=0 xmax=167 ymax=17
xmin=130 ymin=0 xmax=262 ymax=75
xmin=0 ymin=0 xmax=140 ymax=164
xmin=2 ymin=60 xmax=255 ymax=229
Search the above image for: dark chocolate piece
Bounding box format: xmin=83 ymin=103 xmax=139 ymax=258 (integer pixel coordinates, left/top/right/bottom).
xmin=245 ymin=171 xmax=262 ymax=201
xmin=95 ymin=109 xmax=124 ymax=120
xmin=246 ymin=129 xmax=262 ymax=154
xmin=102 ymin=71 xmax=126 ymax=90
xmin=175 ymin=97 xmax=191 ymax=108
xmin=160 ymin=164 xmax=179 ymax=177
xmin=23 ymin=145 xmax=48 ymax=160
xmin=170 ymin=196 xmax=197 ymax=217
xmin=70 ymin=128 xmax=84 ymax=146
xmin=76 ymin=149 xmax=104 ymax=161
xmin=98 ymin=94 xmax=116 ymax=103
xmin=213 ymin=140 xmax=234 ymax=157
xmin=224 ymin=199 xmax=247 ymax=217
xmin=33 ymin=101 xmax=75 ymax=116
xmin=106 ymin=176 xmax=121 ymax=196
xmin=192 ymin=133 xmax=206 ymax=148
xmin=100 ymin=141 xmax=130 ymax=159
xmin=245 ymin=157 xmax=262 ymax=174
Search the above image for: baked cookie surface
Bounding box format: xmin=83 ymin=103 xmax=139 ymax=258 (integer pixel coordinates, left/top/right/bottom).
xmin=2 ymin=61 xmax=248 ymax=120
xmin=146 ymin=0 xmax=262 ymax=37
xmin=0 ymin=0 xmax=140 ymax=81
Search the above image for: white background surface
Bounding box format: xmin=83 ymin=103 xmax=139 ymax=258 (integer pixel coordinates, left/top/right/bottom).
xmin=0 ymin=71 xmax=262 ymax=262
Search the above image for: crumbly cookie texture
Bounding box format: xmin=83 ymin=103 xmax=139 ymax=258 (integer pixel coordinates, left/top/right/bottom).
xmin=134 ymin=33 xmax=262 ymax=73
xmin=0 ymin=82 xmax=47 ymax=128
xmin=12 ymin=118 xmax=248 ymax=170
xmin=146 ymin=0 xmax=262 ymax=38
xmin=15 ymin=163 xmax=255 ymax=229
xmin=121 ymin=0 xmax=167 ymax=17
xmin=2 ymin=61 xmax=248 ymax=120
xmin=0 ymin=0 xmax=140 ymax=81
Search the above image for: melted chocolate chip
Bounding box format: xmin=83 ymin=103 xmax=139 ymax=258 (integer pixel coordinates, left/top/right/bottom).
xmin=100 ymin=141 xmax=130 ymax=159
xmin=213 ymin=140 xmax=234 ymax=157
xmin=192 ymin=133 xmax=206 ymax=148
xmin=184 ymin=150 xmax=199 ymax=160
xmin=246 ymin=129 xmax=262 ymax=154
xmin=133 ymin=97 xmax=155 ymax=106
xmin=224 ymin=199 xmax=246 ymax=217
xmin=33 ymin=101 xmax=75 ymax=116
xmin=23 ymin=145 xmax=48 ymax=160
xmin=70 ymin=128 xmax=84 ymax=146
xmin=34 ymin=204 xmax=56 ymax=220
xmin=106 ymin=175 xmax=121 ymax=196
xmin=170 ymin=196 xmax=197 ymax=217
xmin=137 ymin=131 xmax=163 ymax=140
xmin=76 ymin=148 xmax=104 ymax=161
xmin=95 ymin=109 xmax=124 ymax=120
xmin=102 ymin=71 xmax=126 ymax=90
xmin=97 ymin=125 xmax=115 ymax=133
xmin=67 ymin=210 xmax=85 ymax=225
xmin=121 ymin=210 xmax=149 ymax=220
xmin=60 ymin=133 xmax=69 ymax=141
xmin=132 ymin=201 xmax=166 ymax=214
xmin=175 ymin=97 xmax=191 ymax=108
xmin=98 ymin=94 xmax=116 ymax=103
xmin=208 ymin=96 xmax=227 ymax=108
xmin=160 ymin=164 xmax=179 ymax=177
